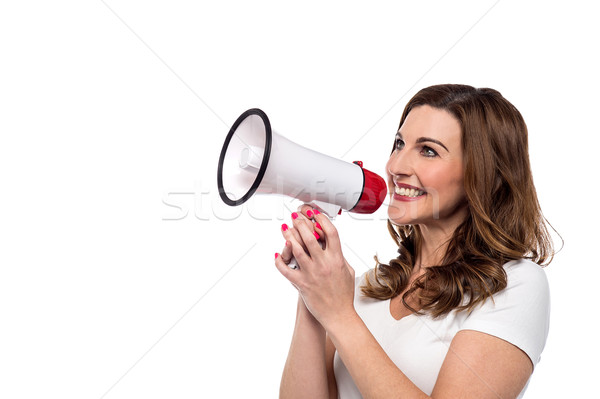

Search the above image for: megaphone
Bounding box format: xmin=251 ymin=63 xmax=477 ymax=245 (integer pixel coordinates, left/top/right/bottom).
xmin=217 ymin=108 xmax=387 ymax=218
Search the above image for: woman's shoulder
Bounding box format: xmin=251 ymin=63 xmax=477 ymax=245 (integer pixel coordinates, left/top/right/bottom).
xmin=464 ymin=258 xmax=550 ymax=323
xmin=502 ymin=258 xmax=549 ymax=295
xmin=461 ymin=259 xmax=551 ymax=367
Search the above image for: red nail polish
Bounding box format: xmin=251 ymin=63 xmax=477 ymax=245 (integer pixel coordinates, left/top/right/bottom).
xmin=313 ymin=209 xmax=320 ymax=215
xmin=306 ymin=210 xmax=313 ymax=218
xmin=291 ymin=212 xmax=298 ymax=220
xmin=315 ymin=222 xmax=321 ymax=230
xmin=275 ymin=253 xmax=279 ymax=259
xmin=284 ymin=241 xmax=288 ymax=246
xmin=281 ymin=223 xmax=288 ymax=231
xmin=314 ymin=231 xmax=320 ymax=240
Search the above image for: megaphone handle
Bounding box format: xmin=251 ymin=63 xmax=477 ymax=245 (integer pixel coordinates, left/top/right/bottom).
xmin=307 ymin=200 xmax=341 ymax=220
xmin=288 ymin=257 xmax=299 ymax=270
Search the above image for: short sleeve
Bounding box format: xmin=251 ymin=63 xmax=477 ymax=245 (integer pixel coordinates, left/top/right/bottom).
xmin=460 ymin=259 xmax=551 ymax=367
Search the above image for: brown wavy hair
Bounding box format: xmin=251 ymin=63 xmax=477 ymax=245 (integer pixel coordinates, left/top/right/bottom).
xmin=361 ymin=84 xmax=556 ymax=318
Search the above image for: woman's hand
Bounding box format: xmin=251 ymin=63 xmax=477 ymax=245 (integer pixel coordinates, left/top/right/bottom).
xmin=275 ymin=206 xmax=356 ymax=330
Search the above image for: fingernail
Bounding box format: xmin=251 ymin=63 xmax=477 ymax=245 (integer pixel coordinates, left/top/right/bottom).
xmin=315 ymin=222 xmax=321 ymax=230
xmin=291 ymin=212 xmax=298 ymax=220
xmin=313 ymin=209 xmax=320 ymax=215
xmin=275 ymin=253 xmax=279 ymax=259
xmin=306 ymin=210 xmax=313 ymax=218
xmin=313 ymin=231 xmax=320 ymax=240
xmin=281 ymin=223 xmax=288 ymax=231
xmin=284 ymin=241 xmax=288 ymax=246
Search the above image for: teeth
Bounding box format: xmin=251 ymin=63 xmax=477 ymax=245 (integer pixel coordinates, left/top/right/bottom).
xmin=394 ymin=186 xmax=424 ymax=197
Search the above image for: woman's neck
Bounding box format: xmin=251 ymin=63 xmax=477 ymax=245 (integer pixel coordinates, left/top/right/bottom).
xmin=415 ymin=201 xmax=468 ymax=269
xmin=416 ymin=222 xmax=459 ymax=269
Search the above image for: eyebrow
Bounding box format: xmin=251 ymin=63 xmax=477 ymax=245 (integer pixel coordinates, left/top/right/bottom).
xmin=396 ymin=133 xmax=449 ymax=152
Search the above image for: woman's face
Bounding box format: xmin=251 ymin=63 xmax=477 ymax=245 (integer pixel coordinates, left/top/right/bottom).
xmin=386 ymin=105 xmax=468 ymax=229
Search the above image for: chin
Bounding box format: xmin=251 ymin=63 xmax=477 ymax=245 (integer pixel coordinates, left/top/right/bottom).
xmin=388 ymin=208 xmax=416 ymax=226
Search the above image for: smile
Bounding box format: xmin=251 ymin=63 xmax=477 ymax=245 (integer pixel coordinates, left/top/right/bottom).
xmin=394 ymin=186 xmax=425 ymax=197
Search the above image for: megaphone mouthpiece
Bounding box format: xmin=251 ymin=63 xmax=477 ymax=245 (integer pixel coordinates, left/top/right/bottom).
xmin=350 ymin=166 xmax=388 ymax=214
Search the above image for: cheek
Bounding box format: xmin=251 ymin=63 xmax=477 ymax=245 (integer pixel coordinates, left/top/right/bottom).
xmin=421 ymin=165 xmax=465 ymax=198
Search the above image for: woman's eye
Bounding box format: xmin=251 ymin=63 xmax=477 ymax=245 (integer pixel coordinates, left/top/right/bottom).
xmin=394 ymin=139 xmax=405 ymax=151
xmin=421 ymin=146 xmax=438 ymax=157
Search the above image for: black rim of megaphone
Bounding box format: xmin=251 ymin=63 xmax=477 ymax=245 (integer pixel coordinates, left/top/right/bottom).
xmin=217 ymin=108 xmax=272 ymax=206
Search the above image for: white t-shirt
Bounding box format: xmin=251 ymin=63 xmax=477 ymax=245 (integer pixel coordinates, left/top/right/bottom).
xmin=333 ymin=259 xmax=550 ymax=398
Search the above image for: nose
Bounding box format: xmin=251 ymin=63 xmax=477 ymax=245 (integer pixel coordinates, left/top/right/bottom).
xmin=386 ymin=150 xmax=414 ymax=178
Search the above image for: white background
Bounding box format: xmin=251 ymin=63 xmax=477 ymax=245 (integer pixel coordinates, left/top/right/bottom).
xmin=1 ymin=1 xmax=598 ymax=398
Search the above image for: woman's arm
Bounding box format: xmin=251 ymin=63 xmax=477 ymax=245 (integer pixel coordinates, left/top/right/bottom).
xmin=279 ymin=295 xmax=335 ymax=399
xmin=277 ymin=206 xmax=339 ymax=398
xmin=325 ymin=335 xmax=338 ymax=399
xmin=327 ymin=311 xmax=531 ymax=399
xmin=276 ymin=210 xmax=532 ymax=399
xmin=326 ymin=310 xmax=428 ymax=399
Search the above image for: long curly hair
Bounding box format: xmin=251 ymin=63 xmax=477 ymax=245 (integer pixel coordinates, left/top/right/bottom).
xmin=361 ymin=84 xmax=556 ymax=318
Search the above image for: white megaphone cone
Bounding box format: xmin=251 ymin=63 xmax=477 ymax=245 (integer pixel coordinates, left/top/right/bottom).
xmin=217 ymin=109 xmax=387 ymax=268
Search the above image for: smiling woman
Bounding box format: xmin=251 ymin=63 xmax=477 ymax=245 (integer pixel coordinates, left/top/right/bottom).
xmin=365 ymin=85 xmax=554 ymax=318
xmin=274 ymin=84 xmax=556 ymax=399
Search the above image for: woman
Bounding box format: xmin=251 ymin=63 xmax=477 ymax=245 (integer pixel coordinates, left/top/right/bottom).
xmin=274 ymin=84 xmax=554 ymax=398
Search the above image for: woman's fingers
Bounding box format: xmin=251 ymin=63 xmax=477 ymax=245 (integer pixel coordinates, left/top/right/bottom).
xmin=298 ymin=204 xmax=316 ymax=218
xmin=274 ymin=251 xmax=299 ymax=284
xmin=276 ymin=207 xmax=326 ymax=272
xmin=281 ymin=222 xmax=308 ymax=254
xmin=298 ymin=205 xmax=324 ymax=237
xmin=311 ymin=210 xmax=341 ymax=253
xmin=292 ymin=211 xmax=323 ymax=256
xmin=280 ymin=239 xmax=293 ymax=264
xmin=285 ymin=226 xmax=312 ymax=266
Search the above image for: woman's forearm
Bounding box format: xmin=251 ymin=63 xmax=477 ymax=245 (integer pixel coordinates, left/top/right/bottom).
xmin=326 ymin=311 xmax=429 ymax=399
xmin=279 ymin=297 xmax=329 ymax=399
xmin=280 ymin=296 xmax=330 ymax=399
